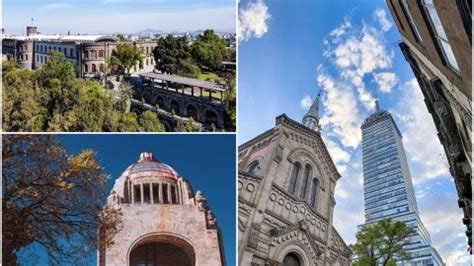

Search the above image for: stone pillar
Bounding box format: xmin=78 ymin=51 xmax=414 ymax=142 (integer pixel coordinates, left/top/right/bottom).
xmin=150 ymin=182 xmax=154 ymax=204
xmin=131 ymin=183 xmax=135 ymax=204
xmin=159 ymin=183 xmax=163 ymax=203
xmin=140 ymin=183 xmax=144 ymax=204
xmin=167 ymin=184 xmax=172 ymax=204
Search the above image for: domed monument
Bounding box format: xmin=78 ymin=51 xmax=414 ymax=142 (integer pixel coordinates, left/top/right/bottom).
xmin=99 ymin=152 xmax=225 ymax=265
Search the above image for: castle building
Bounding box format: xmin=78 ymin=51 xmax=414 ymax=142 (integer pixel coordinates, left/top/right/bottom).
xmin=2 ymin=26 xmax=157 ymax=77
xmin=360 ymin=102 xmax=444 ymax=265
xmin=99 ymin=152 xmax=225 ymax=265
xmin=386 ymin=0 xmax=471 ymax=248
xmin=238 ymin=92 xmax=352 ymax=265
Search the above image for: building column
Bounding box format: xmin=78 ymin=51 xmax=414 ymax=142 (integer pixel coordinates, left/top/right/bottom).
xmin=131 ymin=183 xmax=135 ymax=204
xmin=158 ymin=183 xmax=163 ymax=203
xmin=150 ymin=182 xmax=154 ymax=204
xmin=140 ymin=183 xmax=144 ymax=204
xmin=167 ymin=184 xmax=171 ymax=204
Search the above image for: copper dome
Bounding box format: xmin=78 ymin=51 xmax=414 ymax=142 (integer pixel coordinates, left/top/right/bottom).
xmin=128 ymin=152 xmax=180 ymax=181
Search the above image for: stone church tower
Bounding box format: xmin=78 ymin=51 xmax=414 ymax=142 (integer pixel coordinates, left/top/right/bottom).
xmin=238 ymin=92 xmax=352 ymax=265
xmin=99 ymin=152 xmax=225 ymax=266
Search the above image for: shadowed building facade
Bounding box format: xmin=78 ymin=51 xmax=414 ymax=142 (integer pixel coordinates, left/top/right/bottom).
xmin=360 ymin=102 xmax=444 ymax=265
xmin=238 ymin=92 xmax=351 ymax=266
xmin=98 ymin=152 xmax=225 ymax=266
xmin=386 ymin=0 xmax=472 ymax=249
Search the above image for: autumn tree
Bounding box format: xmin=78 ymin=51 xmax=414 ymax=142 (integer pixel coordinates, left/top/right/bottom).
xmin=110 ymin=43 xmax=143 ymax=74
xmin=2 ymin=135 xmax=122 ymax=265
xmin=351 ymin=218 xmax=414 ymax=266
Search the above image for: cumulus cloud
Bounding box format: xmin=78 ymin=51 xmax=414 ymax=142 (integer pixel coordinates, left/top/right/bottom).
xmin=394 ymin=78 xmax=449 ymax=185
xmin=238 ymin=0 xmax=271 ymax=42
xmin=300 ymin=95 xmax=312 ymax=110
xmin=318 ymin=73 xmax=364 ymax=148
xmin=374 ymin=8 xmax=392 ymax=32
xmin=330 ymin=18 xmax=351 ymax=39
xmin=374 ymin=72 xmax=398 ymax=93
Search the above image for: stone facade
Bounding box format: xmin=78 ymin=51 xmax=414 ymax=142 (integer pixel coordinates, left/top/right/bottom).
xmin=386 ymin=0 xmax=472 ymax=249
xmin=99 ymin=152 xmax=225 ymax=266
xmin=238 ymin=95 xmax=351 ymax=266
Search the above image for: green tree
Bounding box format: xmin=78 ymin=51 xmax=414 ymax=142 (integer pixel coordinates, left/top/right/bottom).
xmin=2 ymin=68 xmax=47 ymax=131
xmin=110 ymin=43 xmax=143 ymax=74
xmin=75 ymin=80 xmax=114 ymax=131
xmin=175 ymin=117 xmax=201 ymax=132
xmin=2 ymin=135 xmax=122 ymax=265
xmin=351 ymin=218 xmax=414 ymax=266
xmin=117 ymin=112 xmax=140 ymax=132
xmin=191 ymin=29 xmax=227 ymax=70
xmin=154 ymin=35 xmax=194 ymax=74
xmin=138 ymin=110 xmax=165 ymax=132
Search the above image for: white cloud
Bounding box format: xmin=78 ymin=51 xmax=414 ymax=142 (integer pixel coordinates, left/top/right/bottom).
xmin=330 ymin=18 xmax=351 ymax=39
xmin=394 ymin=78 xmax=449 ymax=185
xmin=374 ymin=72 xmax=398 ymax=93
xmin=318 ymin=73 xmax=364 ymax=148
xmin=374 ymin=8 xmax=392 ymax=32
xmin=445 ymin=250 xmax=472 ymax=265
xmin=238 ymin=0 xmax=271 ymax=42
xmin=300 ymin=95 xmax=312 ymax=110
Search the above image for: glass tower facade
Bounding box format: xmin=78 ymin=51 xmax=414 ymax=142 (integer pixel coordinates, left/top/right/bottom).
xmin=360 ymin=104 xmax=444 ymax=266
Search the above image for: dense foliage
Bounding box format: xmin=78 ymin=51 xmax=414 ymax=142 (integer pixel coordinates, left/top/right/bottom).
xmin=351 ymin=218 xmax=414 ymax=266
xmin=2 ymin=135 xmax=122 ymax=265
xmin=2 ymin=51 xmax=165 ymax=132
xmin=191 ymin=29 xmax=228 ymax=69
xmin=109 ymin=43 xmax=143 ymax=74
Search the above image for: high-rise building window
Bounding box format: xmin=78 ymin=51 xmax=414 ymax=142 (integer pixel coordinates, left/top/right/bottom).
xmin=310 ymin=179 xmax=318 ymax=208
xmin=401 ymin=0 xmax=423 ymax=42
xmin=299 ymin=164 xmax=312 ymax=199
xmin=288 ymin=163 xmax=300 ymax=194
xmin=422 ymin=0 xmax=460 ymax=71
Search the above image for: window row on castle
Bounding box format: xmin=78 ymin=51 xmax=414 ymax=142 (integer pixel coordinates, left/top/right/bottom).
xmin=36 ymin=44 xmax=76 ymax=58
xmin=122 ymin=182 xmax=179 ymax=205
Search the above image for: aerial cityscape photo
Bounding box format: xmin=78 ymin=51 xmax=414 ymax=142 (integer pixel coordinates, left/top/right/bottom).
xmin=2 ymin=0 xmax=236 ymax=132
xmin=1 ymin=0 xmax=472 ymax=265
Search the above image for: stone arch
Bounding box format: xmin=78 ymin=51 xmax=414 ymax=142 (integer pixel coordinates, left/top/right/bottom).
xmin=156 ymin=96 xmax=166 ymax=110
xmin=287 ymin=148 xmax=323 ymax=178
xmin=186 ymin=104 xmax=198 ymax=120
xmin=127 ymin=232 xmax=197 ymax=266
xmin=170 ymin=100 xmax=181 ymax=115
xmin=273 ymin=241 xmax=311 ymax=266
xmin=204 ymin=109 xmax=219 ymax=126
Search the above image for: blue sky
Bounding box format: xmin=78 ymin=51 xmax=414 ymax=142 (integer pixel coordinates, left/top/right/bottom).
xmin=18 ymin=134 xmax=236 ymax=265
xmin=238 ymin=0 xmax=470 ymax=264
xmin=3 ymin=0 xmax=235 ymax=35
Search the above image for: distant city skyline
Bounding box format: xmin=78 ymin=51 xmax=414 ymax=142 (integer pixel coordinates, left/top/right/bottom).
xmin=3 ymin=0 xmax=236 ymax=35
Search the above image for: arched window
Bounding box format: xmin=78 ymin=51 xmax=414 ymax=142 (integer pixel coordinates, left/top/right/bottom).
xmin=299 ymin=164 xmax=311 ymax=199
xmin=92 ymin=64 xmax=96 ymax=72
xmin=84 ymin=64 xmax=88 ymax=72
xmin=310 ymin=178 xmax=318 ymax=208
xmin=283 ymin=252 xmax=301 ymax=266
xmin=247 ymin=161 xmax=259 ymax=175
xmin=288 ymin=163 xmax=300 ymax=194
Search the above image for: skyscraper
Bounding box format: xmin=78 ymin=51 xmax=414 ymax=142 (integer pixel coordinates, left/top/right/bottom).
xmin=360 ymin=102 xmax=444 ymax=265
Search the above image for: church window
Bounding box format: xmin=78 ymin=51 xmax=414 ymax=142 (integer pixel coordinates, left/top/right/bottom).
xmin=288 ymin=163 xmax=300 ymax=194
xmin=299 ymin=164 xmax=311 ymax=199
xmin=247 ymin=161 xmax=259 ymax=175
xmin=283 ymin=252 xmax=301 ymax=266
xmin=310 ymin=178 xmax=318 ymax=208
